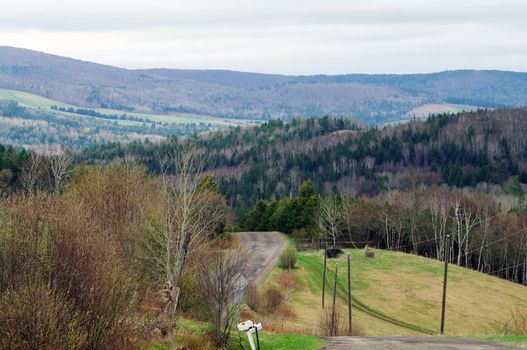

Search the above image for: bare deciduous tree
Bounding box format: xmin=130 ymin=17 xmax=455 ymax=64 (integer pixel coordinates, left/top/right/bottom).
xmin=145 ymin=150 xmax=225 ymax=318
xmin=20 ymin=153 xmax=43 ymax=194
xmin=46 ymin=148 xmax=73 ymax=195
xmin=197 ymin=249 xmax=246 ymax=347
xmin=452 ymin=192 xmax=479 ymax=266
xmin=428 ymin=188 xmax=452 ymax=260
xmin=319 ymin=195 xmax=342 ymax=249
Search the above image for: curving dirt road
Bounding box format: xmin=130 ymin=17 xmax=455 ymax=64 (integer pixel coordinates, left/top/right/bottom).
xmin=321 ymin=337 xmax=523 ymax=350
xmin=235 ymin=231 xmax=287 ymax=283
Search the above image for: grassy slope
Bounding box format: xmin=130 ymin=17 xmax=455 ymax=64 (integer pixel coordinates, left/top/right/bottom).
xmin=264 ymin=249 xmax=527 ymax=337
xmin=0 ymin=88 xmax=251 ymax=126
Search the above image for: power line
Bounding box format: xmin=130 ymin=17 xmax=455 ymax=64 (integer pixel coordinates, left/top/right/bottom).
xmin=458 ymin=227 xmax=527 ymax=261
xmin=392 ymin=255 xmax=527 ymax=294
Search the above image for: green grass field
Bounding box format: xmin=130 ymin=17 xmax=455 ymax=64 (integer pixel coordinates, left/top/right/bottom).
xmin=264 ymin=248 xmax=527 ymax=337
xmin=0 ymin=88 xmax=253 ymax=126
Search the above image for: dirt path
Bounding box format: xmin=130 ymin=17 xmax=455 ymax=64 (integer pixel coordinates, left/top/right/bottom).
xmin=321 ymin=337 xmax=523 ymax=350
xmin=235 ymin=231 xmax=287 ymax=283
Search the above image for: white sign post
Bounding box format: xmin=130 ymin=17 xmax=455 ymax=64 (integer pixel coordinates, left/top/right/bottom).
xmin=237 ymin=320 xmax=262 ymax=350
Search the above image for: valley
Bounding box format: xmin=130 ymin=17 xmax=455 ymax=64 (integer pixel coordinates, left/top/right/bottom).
xmin=1 ymin=30 xmax=527 ymax=350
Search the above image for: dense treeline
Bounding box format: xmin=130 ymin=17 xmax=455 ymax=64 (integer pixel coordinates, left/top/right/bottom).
xmin=238 ymin=180 xmax=319 ymax=235
xmin=0 ymin=144 xmax=29 ymax=193
xmin=51 ymin=105 xmax=151 ymax=122
xmin=79 ymin=109 xmax=527 ymax=209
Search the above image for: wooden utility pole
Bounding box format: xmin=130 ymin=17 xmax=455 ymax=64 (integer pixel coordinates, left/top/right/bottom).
xmin=440 ymin=234 xmax=450 ymax=335
xmin=347 ymin=254 xmax=352 ymax=335
xmin=322 ymin=247 xmax=327 ymax=308
xmin=331 ymin=263 xmax=338 ymax=335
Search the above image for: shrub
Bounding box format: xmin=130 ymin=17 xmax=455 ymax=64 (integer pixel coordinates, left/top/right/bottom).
xmin=244 ymin=282 xmax=260 ymax=311
xmin=276 ymin=272 xmax=299 ymax=290
xmin=279 ymin=248 xmax=297 ymax=269
xmin=177 ymin=273 xmax=200 ymax=314
xmin=0 ymin=283 xmax=86 ymax=350
xmin=319 ymin=308 xmax=343 ymax=337
xmin=319 ymin=307 xmax=362 ymax=336
xmin=499 ymin=308 xmax=527 ymax=335
xmin=292 ymin=228 xmax=308 ymax=240
xmin=262 ymin=286 xmax=284 ymax=313
xmin=48 ymin=198 xmax=140 ymax=349
xmin=0 ymin=191 xmax=144 ymax=350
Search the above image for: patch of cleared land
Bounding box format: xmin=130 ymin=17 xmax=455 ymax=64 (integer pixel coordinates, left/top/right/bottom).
xmin=0 ymin=88 xmax=254 ymax=126
xmin=405 ymin=103 xmax=481 ymax=119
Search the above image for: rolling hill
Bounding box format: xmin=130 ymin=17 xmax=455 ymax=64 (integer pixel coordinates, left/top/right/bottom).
xmin=262 ymin=248 xmax=527 ymax=337
xmin=2 ymin=46 xmax=527 ymax=124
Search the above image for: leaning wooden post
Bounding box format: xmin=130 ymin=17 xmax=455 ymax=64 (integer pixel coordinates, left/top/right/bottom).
xmin=331 ymin=263 xmax=338 ymax=335
xmin=347 ymin=254 xmax=352 ymax=335
xmin=322 ymin=246 xmax=327 ymax=308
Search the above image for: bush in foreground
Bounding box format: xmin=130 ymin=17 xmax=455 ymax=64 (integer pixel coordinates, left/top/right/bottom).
xmin=279 ymin=248 xmax=297 ymax=270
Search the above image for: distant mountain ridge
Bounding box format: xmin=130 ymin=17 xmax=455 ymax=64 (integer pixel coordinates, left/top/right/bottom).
xmin=1 ymin=46 xmax=527 ymax=124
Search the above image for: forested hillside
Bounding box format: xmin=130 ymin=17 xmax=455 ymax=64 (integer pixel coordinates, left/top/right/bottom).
xmin=80 ymin=108 xmax=527 ymax=208
xmin=76 ymin=108 xmax=527 ymax=287
xmin=2 ymin=46 xmax=527 ymax=124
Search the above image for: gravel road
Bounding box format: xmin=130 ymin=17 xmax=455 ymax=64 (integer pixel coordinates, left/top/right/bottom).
xmin=235 ymin=231 xmax=287 ymax=283
xmin=321 ymin=337 xmax=524 ymax=350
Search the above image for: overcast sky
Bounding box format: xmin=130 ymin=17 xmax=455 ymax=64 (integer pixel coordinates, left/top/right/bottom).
xmin=1 ymin=0 xmax=526 ymax=74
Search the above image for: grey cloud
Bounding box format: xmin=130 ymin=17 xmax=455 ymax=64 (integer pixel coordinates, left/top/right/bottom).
xmin=0 ymin=2 xmax=526 ymax=32
xmin=0 ymin=0 xmax=526 ymax=74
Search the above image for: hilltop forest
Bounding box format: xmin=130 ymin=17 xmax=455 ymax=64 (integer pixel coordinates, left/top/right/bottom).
xmin=74 ymin=108 xmax=527 ymax=286
xmin=79 ymin=108 xmax=527 ymax=208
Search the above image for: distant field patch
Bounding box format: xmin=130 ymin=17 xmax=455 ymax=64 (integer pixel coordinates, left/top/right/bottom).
xmin=0 ymin=88 xmax=253 ymax=126
xmin=405 ymin=103 xmax=481 ymax=119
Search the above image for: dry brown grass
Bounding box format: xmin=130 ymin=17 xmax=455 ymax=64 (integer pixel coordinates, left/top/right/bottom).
xmin=262 ymin=286 xmax=285 ymax=313
xmin=274 ymin=304 xmax=297 ymax=319
xmin=498 ymin=309 xmax=527 ymax=336
xmin=276 ymin=272 xmax=300 ymax=290
xmin=291 ymin=249 xmax=527 ymax=336
xmin=346 ymin=250 xmax=527 ymax=335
